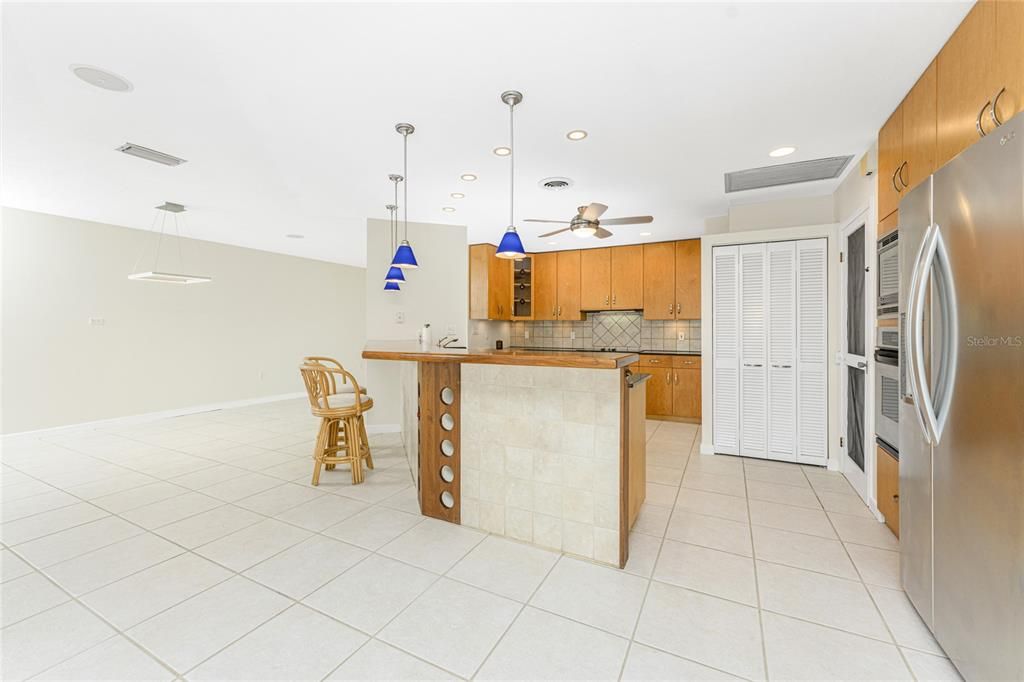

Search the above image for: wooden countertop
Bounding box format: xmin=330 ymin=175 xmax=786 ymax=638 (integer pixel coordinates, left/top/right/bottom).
xmin=362 ymin=341 xmax=638 ymax=369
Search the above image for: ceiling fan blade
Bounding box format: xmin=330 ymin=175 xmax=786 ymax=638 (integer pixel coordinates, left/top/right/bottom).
xmin=599 ymin=216 xmax=654 ymax=226
xmin=523 ymin=219 xmax=571 ymax=224
xmin=581 ymin=202 xmax=608 ymax=221
xmin=538 ymin=227 xmax=573 ymax=238
xmin=594 ymin=227 xmax=614 ymax=239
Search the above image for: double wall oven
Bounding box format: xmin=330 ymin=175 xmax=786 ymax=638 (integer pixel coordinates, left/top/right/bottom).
xmin=875 ymin=230 xmax=899 ymax=453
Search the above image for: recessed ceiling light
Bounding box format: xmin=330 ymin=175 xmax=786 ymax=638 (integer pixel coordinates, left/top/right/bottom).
xmin=460 ymin=173 xmax=478 ymax=182
xmin=450 ymin=192 xmax=465 ymax=199
xmin=640 ymin=232 xmax=652 ymax=236
xmin=70 ymin=64 xmax=133 ymax=92
xmin=566 ymin=130 xmax=588 ymax=141
xmin=547 ymin=241 xmax=558 ymax=245
xmin=769 ymin=146 xmax=797 ymax=158
xmin=285 ymin=234 xmax=304 ymax=239
xmin=441 ymin=206 xmax=456 ymax=213
xmin=493 ymin=147 xmax=511 ymax=156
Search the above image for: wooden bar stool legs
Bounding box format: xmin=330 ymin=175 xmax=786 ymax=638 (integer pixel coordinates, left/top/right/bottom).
xmin=309 ymin=415 xmax=373 ymax=486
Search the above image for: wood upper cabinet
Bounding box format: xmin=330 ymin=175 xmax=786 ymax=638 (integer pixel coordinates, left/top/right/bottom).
xmin=580 ymin=248 xmax=611 ymax=310
xmin=936 ymin=0 xmax=998 ymax=168
xmin=532 ymin=252 xmax=558 ymax=321
xmin=611 ymin=245 xmax=644 ymax=310
xmin=643 ymin=242 xmax=676 ymax=320
xmin=903 ymin=60 xmax=937 ymax=193
xmin=469 ymin=244 xmax=512 ymax=321
xmin=675 ymin=240 xmax=701 ymax=319
xmin=878 ymin=104 xmax=904 ymax=222
xmin=555 ymin=250 xmax=583 ymax=320
xmin=994 ymin=0 xmax=1024 ymax=124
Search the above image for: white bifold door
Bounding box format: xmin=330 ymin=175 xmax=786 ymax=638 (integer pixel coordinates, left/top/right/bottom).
xmin=713 ymin=238 xmax=827 ymax=465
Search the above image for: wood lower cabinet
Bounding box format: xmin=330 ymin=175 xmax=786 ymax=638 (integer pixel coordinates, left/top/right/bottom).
xmin=555 ymin=250 xmax=583 ymax=320
xmin=580 ymin=247 xmax=611 ymax=311
xmin=469 ymin=244 xmax=512 ymax=320
xmin=675 ymin=240 xmax=701 ymax=319
xmin=532 ymin=252 xmax=558 ymax=321
xmin=640 ymin=355 xmax=701 ymax=421
xmin=876 ymin=444 xmax=900 ymax=537
xmin=643 ymin=242 xmax=676 ymax=320
xmin=644 ymin=367 xmax=674 ymax=416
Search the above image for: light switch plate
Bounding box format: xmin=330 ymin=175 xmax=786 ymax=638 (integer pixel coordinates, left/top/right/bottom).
xmin=395 ymin=311 xmax=404 ymax=324
xmin=571 ymin=331 xmax=576 ymax=340
xmin=525 ymin=330 xmax=530 ymax=339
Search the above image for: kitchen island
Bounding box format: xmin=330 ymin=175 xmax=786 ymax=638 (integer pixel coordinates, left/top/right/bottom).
xmin=362 ymin=341 xmax=645 ymax=567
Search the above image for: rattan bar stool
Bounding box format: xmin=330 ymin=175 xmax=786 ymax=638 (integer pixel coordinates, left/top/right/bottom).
xmin=299 ymin=362 xmax=374 ymax=485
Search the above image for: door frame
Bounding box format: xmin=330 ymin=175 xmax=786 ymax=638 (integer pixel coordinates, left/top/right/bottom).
xmin=837 ymin=206 xmax=877 ymax=509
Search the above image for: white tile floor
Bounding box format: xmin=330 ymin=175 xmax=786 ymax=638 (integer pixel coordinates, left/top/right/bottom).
xmin=0 ymin=400 xmax=961 ymax=681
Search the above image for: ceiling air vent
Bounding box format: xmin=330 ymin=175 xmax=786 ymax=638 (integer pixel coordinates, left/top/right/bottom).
xmin=539 ymin=177 xmax=573 ymax=190
xmin=724 ymin=155 xmax=852 ymax=193
xmin=116 ymin=143 xmax=188 ymax=167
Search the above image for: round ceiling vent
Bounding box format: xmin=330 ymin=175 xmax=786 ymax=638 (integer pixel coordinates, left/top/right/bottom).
xmin=539 ymin=177 xmax=573 ymax=190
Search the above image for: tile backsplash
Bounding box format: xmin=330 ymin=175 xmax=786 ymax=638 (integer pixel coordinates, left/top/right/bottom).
xmin=511 ymin=311 xmax=701 ymax=352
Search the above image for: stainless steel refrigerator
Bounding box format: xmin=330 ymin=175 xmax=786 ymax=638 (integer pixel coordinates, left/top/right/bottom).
xmin=899 ymin=113 xmax=1024 ymax=681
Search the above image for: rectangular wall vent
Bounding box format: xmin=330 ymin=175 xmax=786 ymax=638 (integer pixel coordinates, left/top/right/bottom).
xmin=724 ymin=155 xmax=853 ymax=193
xmin=116 ymin=143 xmax=187 ymax=167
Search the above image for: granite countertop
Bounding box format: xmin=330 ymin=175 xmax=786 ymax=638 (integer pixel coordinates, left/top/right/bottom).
xmin=362 ymin=341 xmax=639 ymax=369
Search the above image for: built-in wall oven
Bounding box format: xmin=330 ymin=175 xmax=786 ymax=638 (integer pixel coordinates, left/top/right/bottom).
xmin=875 ymin=327 xmax=899 ymax=451
xmin=877 ymin=230 xmax=899 ymax=318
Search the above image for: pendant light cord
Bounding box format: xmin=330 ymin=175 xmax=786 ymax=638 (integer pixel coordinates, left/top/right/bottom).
xmin=509 ymin=99 xmax=515 ymax=228
xmin=403 ymin=132 xmax=409 ymax=241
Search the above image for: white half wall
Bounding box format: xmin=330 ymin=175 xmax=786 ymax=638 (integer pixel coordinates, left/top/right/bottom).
xmin=1 ymin=207 xmax=366 ymax=434
xmin=364 ymin=217 xmax=468 ymax=427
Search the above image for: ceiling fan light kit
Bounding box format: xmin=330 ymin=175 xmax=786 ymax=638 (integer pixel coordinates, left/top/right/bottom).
xmin=525 ymin=200 xmax=653 ymax=240
xmin=494 ymin=89 xmax=526 ymax=260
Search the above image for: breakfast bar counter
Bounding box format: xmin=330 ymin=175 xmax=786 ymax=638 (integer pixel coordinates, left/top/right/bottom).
xmin=362 ymin=341 xmax=646 ymax=567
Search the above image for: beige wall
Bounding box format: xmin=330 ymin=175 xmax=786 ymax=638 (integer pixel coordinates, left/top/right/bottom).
xmin=727 ymin=194 xmax=836 ymax=232
xmin=364 ymin=217 xmax=468 ymax=428
xmin=1 ymin=207 xmax=366 ymax=434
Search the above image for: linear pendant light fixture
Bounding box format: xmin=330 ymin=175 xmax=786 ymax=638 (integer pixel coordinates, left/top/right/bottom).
xmin=128 ymin=202 xmax=211 ymax=284
xmin=391 ymin=123 xmax=419 ymax=268
xmin=495 ymin=90 xmax=526 ymax=259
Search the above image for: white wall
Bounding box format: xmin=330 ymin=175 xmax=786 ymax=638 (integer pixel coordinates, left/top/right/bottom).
xmin=364 ymin=217 xmax=468 ymax=428
xmin=0 ymin=207 xmax=366 ymax=434
xmin=727 ymin=194 xmax=836 ymax=232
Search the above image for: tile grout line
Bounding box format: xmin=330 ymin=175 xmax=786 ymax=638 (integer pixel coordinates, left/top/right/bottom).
xmin=743 ymin=459 xmax=772 ymax=681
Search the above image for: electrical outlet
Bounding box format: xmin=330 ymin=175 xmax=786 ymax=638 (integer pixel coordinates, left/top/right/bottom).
xmin=678 ymin=331 xmax=687 ymax=342
xmin=88 ymin=317 xmax=105 ymax=326
xmin=525 ymin=329 xmax=530 ymax=340
xmin=570 ymin=330 xmax=576 ymax=340
xmin=395 ymin=311 xmax=404 ymax=324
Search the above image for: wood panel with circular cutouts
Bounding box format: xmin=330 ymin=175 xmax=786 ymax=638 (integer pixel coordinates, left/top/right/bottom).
xmin=417 ymin=361 xmax=460 ymax=523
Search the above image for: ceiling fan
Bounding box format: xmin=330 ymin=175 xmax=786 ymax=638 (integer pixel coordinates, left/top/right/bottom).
xmin=524 ymin=203 xmax=653 ymax=239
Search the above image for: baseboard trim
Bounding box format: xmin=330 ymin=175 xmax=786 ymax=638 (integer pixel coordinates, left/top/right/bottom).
xmin=366 ymin=424 xmax=401 ymax=435
xmin=2 ymin=392 xmax=306 ymax=439
xmin=700 ymin=442 xmax=715 ymax=455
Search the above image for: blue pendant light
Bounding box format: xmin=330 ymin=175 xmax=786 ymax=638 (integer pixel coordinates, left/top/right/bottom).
xmin=495 ymin=90 xmax=526 ymax=260
xmin=385 ymin=265 xmax=406 ymax=283
xmin=384 ymin=280 xmax=401 ymax=291
xmin=383 ymin=198 xmax=405 ymax=283
xmin=393 ymin=123 xmax=419 ymax=268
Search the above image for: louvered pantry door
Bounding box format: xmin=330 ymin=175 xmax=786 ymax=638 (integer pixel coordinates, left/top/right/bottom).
xmin=712 ymin=245 xmax=739 ymax=455
xmin=796 ymin=238 xmax=828 ymax=465
xmin=739 ymin=243 xmax=768 ymax=459
xmin=766 ymin=241 xmax=797 ymax=462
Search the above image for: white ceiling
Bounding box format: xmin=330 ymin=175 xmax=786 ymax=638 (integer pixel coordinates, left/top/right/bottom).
xmin=2 ymin=2 xmax=971 ymax=267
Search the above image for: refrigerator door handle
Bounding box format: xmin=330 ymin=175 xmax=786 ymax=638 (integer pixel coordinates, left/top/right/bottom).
xmin=907 ymin=223 xmax=937 ymax=444
xmin=922 ymin=225 xmax=959 ymax=444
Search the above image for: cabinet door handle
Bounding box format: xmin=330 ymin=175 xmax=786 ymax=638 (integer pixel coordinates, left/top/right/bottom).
xmin=990 ymin=87 xmax=1006 ymax=129
xmin=666 ymin=372 xmax=672 ymax=385
xmin=668 ymin=304 xmax=673 ymax=315
xmin=552 ymin=307 xmax=556 ymax=318
xmin=743 ymin=363 xmax=763 ymax=368
xmin=676 ymin=302 xmax=681 ymax=314
xmin=612 ymin=294 xmax=616 ymax=305
xmin=771 ymin=363 xmax=792 ymax=368
xmin=891 ymin=166 xmax=901 ymax=193
xmin=683 ymin=360 xmax=695 ymax=365
xmin=897 ymin=161 xmax=908 ymax=189
xmin=674 ymin=372 xmax=679 ymax=384
xmin=977 ymin=98 xmax=992 ymax=138
xmin=557 ymin=306 xmax=561 ymax=317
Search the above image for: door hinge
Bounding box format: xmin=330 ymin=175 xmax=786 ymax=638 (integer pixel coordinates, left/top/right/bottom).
xmin=839 ymin=252 xmax=844 ymax=263
xmin=839 ymin=436 xmax=845 ymax=448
